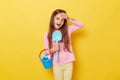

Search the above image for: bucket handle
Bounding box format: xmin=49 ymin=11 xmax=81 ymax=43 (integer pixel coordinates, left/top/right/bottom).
xmin=39 ymin=49 xmax=49 ymax=58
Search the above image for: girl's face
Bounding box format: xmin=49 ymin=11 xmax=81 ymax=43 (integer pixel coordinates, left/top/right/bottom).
xmin=54 ymin=13 xmax=65 ymax=29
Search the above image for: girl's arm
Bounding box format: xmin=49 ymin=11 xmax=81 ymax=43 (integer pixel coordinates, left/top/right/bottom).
xmin=44 ymin=32 xmax=49 ymax=52
xmin=61 ymin=13 xmax=84 ymax=28
xmin=67 ymin=18 xmax=84 ymax=32
xmin=68 ymin=18 xmax=84 ymax=28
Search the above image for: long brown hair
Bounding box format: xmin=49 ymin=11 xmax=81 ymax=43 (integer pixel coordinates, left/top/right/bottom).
xmin=48 ymin=9 xmax=70 ymax=52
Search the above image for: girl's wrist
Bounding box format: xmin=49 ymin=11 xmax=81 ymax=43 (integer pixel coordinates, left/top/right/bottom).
xmin=50 ymin=48 xmax=54 ymax=53
xmin=68 ymin=18 xmax=76 ymax=23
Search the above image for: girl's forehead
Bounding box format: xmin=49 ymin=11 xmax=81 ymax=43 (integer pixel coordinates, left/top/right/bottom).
xmin=55 ymin=13 xmax=65 ymax=17
xmin=55 ymin=13 xmax=62 ymax=17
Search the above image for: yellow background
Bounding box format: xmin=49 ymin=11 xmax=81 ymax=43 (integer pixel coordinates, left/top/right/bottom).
xmin=0 ymin=0 xmax=120 ymax=80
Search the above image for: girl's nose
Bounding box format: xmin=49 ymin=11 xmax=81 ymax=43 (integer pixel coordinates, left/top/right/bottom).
xmin=59 ymin=21 xmax=62 ymax=24
xmin=60 ymin=19 xmax=63 ymax=23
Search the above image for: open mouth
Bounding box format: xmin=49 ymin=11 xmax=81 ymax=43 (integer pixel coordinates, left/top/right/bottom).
xmin=57 ymin=23 xmax=61 ymax=26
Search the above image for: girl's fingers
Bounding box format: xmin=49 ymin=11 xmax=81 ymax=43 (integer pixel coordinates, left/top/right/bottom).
xmin=60 ymin=13 xmax=68 ymax=20
xmin=54 ymin=44 xmax=59 ymax=51
xmin=51 ymin=44 xmax=59 ymax=52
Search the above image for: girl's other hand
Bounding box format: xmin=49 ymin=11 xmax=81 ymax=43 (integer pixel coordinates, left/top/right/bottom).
xmin=50 ymin=44 xmax=59 ymax=54
xmin=60 ymin=13 xmax=69 ymax=20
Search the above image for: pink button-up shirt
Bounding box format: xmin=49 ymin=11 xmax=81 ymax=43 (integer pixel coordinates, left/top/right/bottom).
xmin=44 ymin=20 xmax=84 ymax=66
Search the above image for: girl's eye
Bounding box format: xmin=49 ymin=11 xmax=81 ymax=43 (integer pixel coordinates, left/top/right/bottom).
xmin=56 ymin=18 xmax=59 ymax=20
xmin=61 ymin=19 xmax=64 ymax=21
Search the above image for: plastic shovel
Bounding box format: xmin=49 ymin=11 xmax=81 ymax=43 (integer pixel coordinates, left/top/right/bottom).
xmin=52 ymin=31 xmax=62 ymax=61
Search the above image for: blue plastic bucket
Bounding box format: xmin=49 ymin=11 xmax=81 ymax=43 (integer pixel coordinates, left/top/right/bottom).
xmin=39 ymin=49 xmax=52 ymax=69
xmin=40 ymin=58 xmax=52 ymax=69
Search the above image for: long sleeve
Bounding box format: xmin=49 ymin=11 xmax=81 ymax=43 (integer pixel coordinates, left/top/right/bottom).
xmin=44 ymin=32 xmax=49 ymax=49
xmin=68 ymin=19 xmax=84 ymax=33
xmin=43 ymin=32 xmax=50 ymax=53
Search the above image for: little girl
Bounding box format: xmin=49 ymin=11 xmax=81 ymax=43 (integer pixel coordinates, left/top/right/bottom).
xmin=44 ymin=9 xmax=84 ymax=80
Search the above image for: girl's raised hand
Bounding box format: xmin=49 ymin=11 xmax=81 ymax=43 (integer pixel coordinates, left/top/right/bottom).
xmin=60 ymin=13 xmax=69 ymax=20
